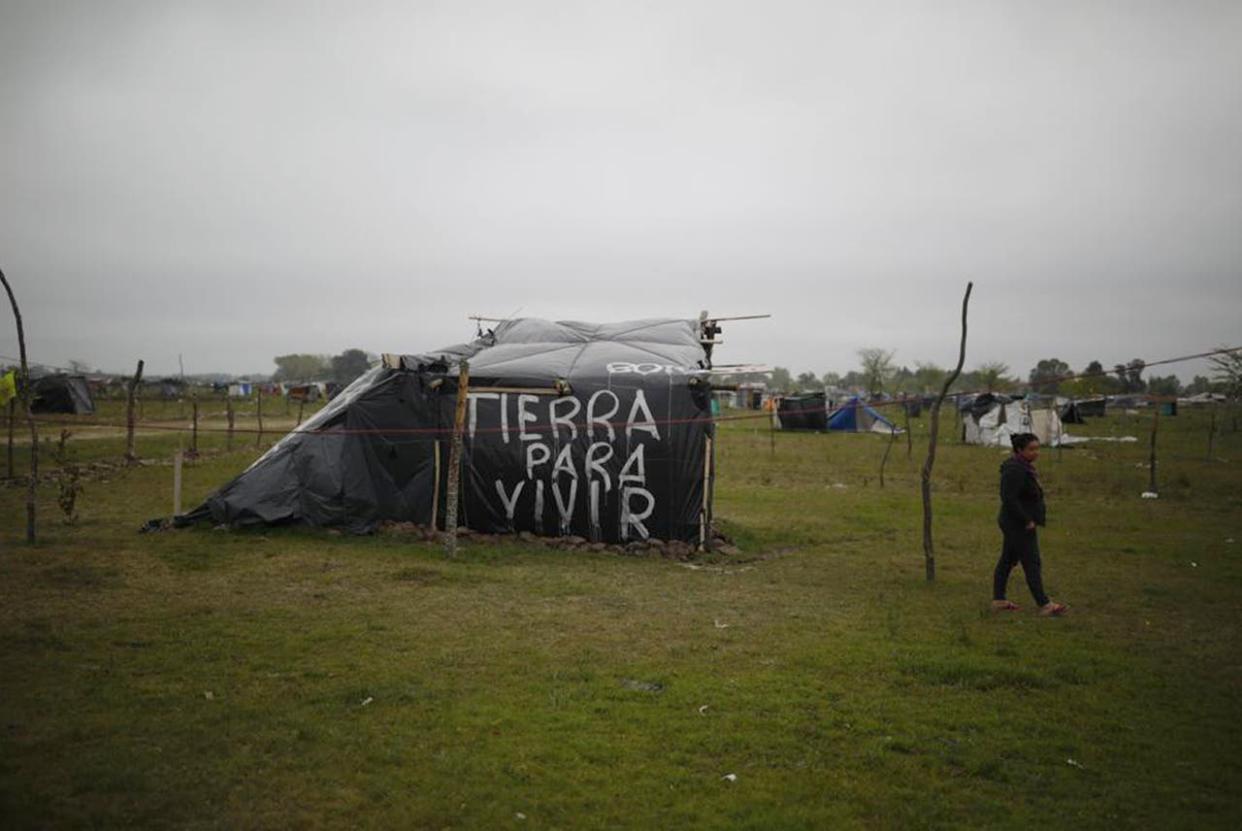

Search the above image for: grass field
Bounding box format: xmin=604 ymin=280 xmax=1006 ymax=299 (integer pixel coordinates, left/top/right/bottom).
xmin=2 ymin=402 xmax=1240 ymax=829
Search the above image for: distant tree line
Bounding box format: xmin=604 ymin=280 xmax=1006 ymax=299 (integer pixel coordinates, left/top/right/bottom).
xmin=720 ymin=347 xmax=1238 ymax=399
xmin=273 ymin=349 xmax=374 ymax=386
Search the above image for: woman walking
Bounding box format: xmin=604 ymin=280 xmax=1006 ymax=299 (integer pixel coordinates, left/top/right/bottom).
xmin=992 ymin=432 xmax=1068 ymax=616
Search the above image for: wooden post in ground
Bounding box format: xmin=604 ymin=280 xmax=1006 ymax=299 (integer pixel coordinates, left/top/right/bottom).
xmin=1148 ymin=407 xmax=1159 ymax=494
xmin=920 ymin=282 xmax=973 ymax=583
xmin=297 ymin=400 xmax=305 ymax=427
xmin=226 ymin=398 xmax=235 ymax=450
xmin=255 ymin=389 xmax=263 ymax=448
xmin=190 ymin=397 xmax=199 ymax=456
xmin=0 ymin=266 xmax=38 ymax=543
xmin=769 ymin=401 xmax=776 ymax=458
xmin=1207 ymin=407 xmax=1217 ymax=460
xmin=699 ymin=434 xmax=714 ymax=551
xmin=172 ymin=450 xmax=183 ymax=516
xmin=880 ymin=423 xmax=897 ymax=488
xmin=443 ymin=360 xmax=470 ymax=557
xmin=6 ymin=399 xmax=13 ymax=479
xmin=431 ymin=440 xmax=441 ymax=531
xmin=904 ymin=397 xmax=913 ymax=460
xmin=125 ymin=359 xmax=144 ymax=464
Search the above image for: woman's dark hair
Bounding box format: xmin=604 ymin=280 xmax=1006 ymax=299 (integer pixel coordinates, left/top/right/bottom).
xmin=1011 ymin=432 xmax=1039 ymax=452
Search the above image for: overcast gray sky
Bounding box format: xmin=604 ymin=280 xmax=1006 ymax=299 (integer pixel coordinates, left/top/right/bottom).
xmin=2 ymin=1 xmax=1239 ymax=381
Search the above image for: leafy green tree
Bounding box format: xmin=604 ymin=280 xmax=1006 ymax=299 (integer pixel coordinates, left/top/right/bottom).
xmin=914 ymin=362 xmax=946 ymax=394
xmin=1028 ymin=358 xmax=1070 ymax=394
xmin=821 ymin=371 xmax=842 ymax=389
xmin=768 ymin=367 xmax=793 ymax=393
xmin=1146 ymin=375 xmax=1180 ymax=397
xmin=331 ymin=349 xmax=373 ymax=386
xmin=273 ymin=353 xmax=330 ymax=382
xmin=975 ymin=361 xmax=1011 ymax=393
xmin=794 ymin=371 xmax=821 ymax=391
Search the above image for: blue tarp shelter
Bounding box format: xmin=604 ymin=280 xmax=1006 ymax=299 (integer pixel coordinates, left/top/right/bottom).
xmin=827 ymin=396 xmax=898 ymax=434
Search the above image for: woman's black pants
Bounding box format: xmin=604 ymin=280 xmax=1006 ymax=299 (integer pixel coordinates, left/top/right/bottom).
xmin=993 ymin=523 xmax=1049 ymax=607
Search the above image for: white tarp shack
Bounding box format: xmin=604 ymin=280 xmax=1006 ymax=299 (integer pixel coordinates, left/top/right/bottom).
xmin=228 ymin=382 xmax=253 ymax=398
xmin=962 ymin=394 xmax=1070 ymax=447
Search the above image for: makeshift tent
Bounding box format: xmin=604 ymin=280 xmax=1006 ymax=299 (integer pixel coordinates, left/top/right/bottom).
xmin=1076 ymin=397 xmax=1106 ymax=417
xmin=182 ymin=318 xmax=716 ymax=543
xmin=31 ymin=375 xmax=95 ymax=414
xmin=963 ymin=397 xmax=1066 ymax=447
xmin=1059 ymin=401 xmax=1085 ymax=424
xmin=826 ymin=396 xmax=898 ymax=434
xmin=777 ymin=393 xmax=828 ymax=431
xmin=228 ymin=382 xmax=253 ymax=398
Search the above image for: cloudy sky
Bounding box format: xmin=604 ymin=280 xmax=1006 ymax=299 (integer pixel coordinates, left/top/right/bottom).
xmin=1 ymin=1 xmax=1239 ymax=381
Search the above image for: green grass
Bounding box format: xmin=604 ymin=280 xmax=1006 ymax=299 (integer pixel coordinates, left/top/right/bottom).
xmin=1 ymin=405 xmax=1240 ymax=828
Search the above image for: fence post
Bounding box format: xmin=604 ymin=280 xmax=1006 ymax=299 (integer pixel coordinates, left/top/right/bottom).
xmin=1148 ymin=407 xmax=1159 ymax=494
xmin=173 ymin=450 xmax=183 ymax=516
xmin=126 ymin=359 xmax=144 ymax=464
xmin=226 ymin=398 xmax=235 ymax=450
xmin=443 ymin=360 xmax=470 ymax=557
xmin=255 ymin=390 xmax=263 ymax=448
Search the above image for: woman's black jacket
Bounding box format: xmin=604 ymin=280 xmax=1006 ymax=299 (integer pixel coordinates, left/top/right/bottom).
xmin=998 ymin=456 xmax=1046 ymax=532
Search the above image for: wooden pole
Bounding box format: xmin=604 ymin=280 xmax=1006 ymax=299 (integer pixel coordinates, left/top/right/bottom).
xmin=255 ymin=389 xmax=263 ymax=448
xmin=1148 ymin=407 xmax=1159 ymax=494
xmin=904 ymin=396 xmax=913 ymax=460
xmin=1207 ymin=407 xmax=1216 ymax=461
xmin=880 ymin=423 xmax=896 ymax=488
xmin=173 ymin=450 xmax=183 ymax=516
xmin=699 ymin=434 xmax=713 ymax=551
xmin=769 ymin=400 xmax=777 ymax=458
xmin=6 ymin=398 xmax=13 ymax=479
xmin=0 ymin=267 xmax=37 ymax=543
xmin=431 ymin=440 xmax=441 ymax=531
xmin=125 ymin=359 xmax=144 ymax=464
xmin=190 ymin=397 xmax=199 ymax=457
xmin=226 ymin=398 xmax=235 ymax=450
xmin=443 ymin=360 xmax=470 ymax=557
xmin=920 ymin=282 xmax=973 ymax=583
xmin=297 ymin=400 xmax=305 ymax=427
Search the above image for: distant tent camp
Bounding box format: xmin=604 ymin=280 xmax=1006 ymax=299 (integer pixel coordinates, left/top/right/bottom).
xmin=31 ymin=375 xmax=95 ymax=415
xmin=963 ymin=394 xmax=1066 ymax=447
xmin=181 ymin=318 xmax=717 ymax=544
xmin=826 ymin=396 xmax=898 ymax=434
xmin=777 ymin=392 xmax=828 ymax=431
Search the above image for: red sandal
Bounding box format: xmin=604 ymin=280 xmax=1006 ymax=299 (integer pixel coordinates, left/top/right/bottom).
xmin=991 ymin=600 xmax=1021 ymax=612
xmin=1039 ymin=602 xmax=1068 ymax=617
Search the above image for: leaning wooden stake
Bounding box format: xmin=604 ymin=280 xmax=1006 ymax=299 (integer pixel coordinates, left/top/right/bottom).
xmin=904 ymin=397 xmax=913 ymax=460
xmin=0 ymin=267 xmax=38 ymax=543
xmin=443 ymin=360 xmax=470 ymax=557
xmin=6 ymin=399 xmax=13 ymax=479
xmin=920 ymin=282 xmax=973 ymax=583
xmin=880 ymin=422 xmax=897 ymax=488
xmin=125 ymin=359 xmax=144 ymax=464
xmin=226 ymin=398 xmax=235 ymax=450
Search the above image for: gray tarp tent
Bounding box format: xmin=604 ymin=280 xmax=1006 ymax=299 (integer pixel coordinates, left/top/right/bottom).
xmin=183 ymin=318 xmax=716 ymax=543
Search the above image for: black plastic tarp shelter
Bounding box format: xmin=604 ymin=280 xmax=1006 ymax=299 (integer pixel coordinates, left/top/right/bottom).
xmin=1059 ymin=401 xmax=1085 ymax=424
xmin=777 ymin=393 xmax=828 ymax=431
xmin=183 ymin=318 xmax=716 ymax=543
xmin=31 ymin=375 xmax=94 ymax=414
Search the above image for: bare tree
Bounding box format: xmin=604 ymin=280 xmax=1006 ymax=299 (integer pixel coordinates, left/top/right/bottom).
xmin=920 ymin=282 xmax=973 ymax=583
xmin=857 ymin=348 xmax=895 ymax=398
xmin=1 ymin=267 xmax=38 ymax=543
